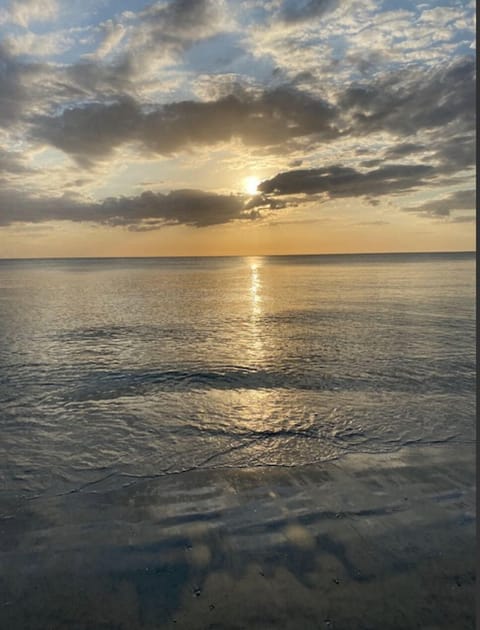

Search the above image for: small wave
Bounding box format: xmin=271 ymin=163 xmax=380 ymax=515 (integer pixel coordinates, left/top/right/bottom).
xmin=64 ymin=366 xmax=345 ymax=401
xmin=58 ymin=362 xmax=474 ymax=403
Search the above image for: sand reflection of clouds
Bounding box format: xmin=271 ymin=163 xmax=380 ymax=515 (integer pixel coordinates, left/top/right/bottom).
xmin=189 ymin=543 xmax=211 ymax=568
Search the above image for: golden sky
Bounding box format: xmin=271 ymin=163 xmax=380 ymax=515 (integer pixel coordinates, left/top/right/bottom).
xmin=0 ymin=0 xmax=475 ymax=257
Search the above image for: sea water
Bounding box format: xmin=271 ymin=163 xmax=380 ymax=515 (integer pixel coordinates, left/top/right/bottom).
xmin=0 ymin=252 xmax=475 ymax=499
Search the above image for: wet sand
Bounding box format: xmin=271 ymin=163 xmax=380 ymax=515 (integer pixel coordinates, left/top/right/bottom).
xmin=0 ymin=443 xmax=475 ymax=629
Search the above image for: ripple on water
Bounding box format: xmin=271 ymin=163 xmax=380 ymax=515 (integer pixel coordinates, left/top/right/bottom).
xmin=0 ymin=254 xmax=475 ymax=497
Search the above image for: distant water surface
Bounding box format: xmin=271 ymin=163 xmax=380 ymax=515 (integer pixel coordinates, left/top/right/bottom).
xmin=0 ymin=252 xmax=475 ymax=497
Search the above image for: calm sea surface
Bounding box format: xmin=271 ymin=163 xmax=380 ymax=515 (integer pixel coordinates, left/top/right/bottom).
xmin=0 ymin=253 xmax=475 ymax=498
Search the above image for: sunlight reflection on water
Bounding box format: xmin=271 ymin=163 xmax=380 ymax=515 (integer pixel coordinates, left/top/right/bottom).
xmin=0 ymin=253 xmax=475 ymax=496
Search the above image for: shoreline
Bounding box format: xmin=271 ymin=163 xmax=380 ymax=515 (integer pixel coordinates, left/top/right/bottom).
xmin=0 ymin=442 xmax=475 ymax=629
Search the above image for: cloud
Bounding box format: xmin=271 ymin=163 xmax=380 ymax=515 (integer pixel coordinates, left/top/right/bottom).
xmin=267 ymin=217 xmax=322 ymax=227
xmin=0 ymin=0 xmax=58 ymax=27
xmin=0 ymin=146 xmax=31 ymax=172
xmin=122 ymin=0 xmax=231 ymax=69
xmin=61 ymin=0 xmax=236 ymax=97
xmin=339 ymin=56 xmax=475 ymax=136
xmin=0 ymin=187 xmax=263 ymax=228
xmin=27 ymin=52 xmax=475 ymax=177
xmin=359 ymin=132 xmax=475 ymax=179
xmin=418 ymin=6 xmax=466 ymax=27
xmin=99 ymin=189 xmax=252 ymax=228
xmin=91 ymin=20 xmax=127 ymax=60
xmin=279 ymin=0 xmax=339 ymax=24
xmin=432 ymin=134 xmax=476 ymax=172
xmin=402 ymin=189 xmax=476 ymax=218
xmin=31 ymin=97 xmax=141 ymax=165
xmin=288 ymin=158 xmax=303 ymax=167
xmin=448 ymin=215 xmax=475 ymax=223
xmin=0 ymin=0 xmax=475 ymax=243
xmin=384 ymin=143 xmax=426 ymax=159
xmin=0 ymin=45 xmax=81 ymax=128
xmin=3 ymin=30 xmax=72 ymax=57
xmin=0 ymin=1 xmax=234 ymax=131
xmin=0 ymin=48 xmax=22 ymax=125
xmin=65 ymin=58 xmax=135 ymax=97
xmin=31 ymin=86 xmax=337 ymax=163
xmin=358 ymin=132 xmax=475 ymax=179
xmin=258 ymin=164 xmax=435 ymax=199
xmin=138 ymin=0 xmax=226 ymax=39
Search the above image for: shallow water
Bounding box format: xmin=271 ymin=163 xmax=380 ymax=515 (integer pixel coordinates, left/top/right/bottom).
xmin=0 ymin=444 xmax=475 ymax=629
xmin=0 ymin=252 xmax=475 ymax=498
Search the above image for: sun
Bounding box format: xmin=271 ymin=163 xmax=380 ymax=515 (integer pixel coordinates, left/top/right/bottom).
xmin=243 ymin=176 xmax=260 ymax=196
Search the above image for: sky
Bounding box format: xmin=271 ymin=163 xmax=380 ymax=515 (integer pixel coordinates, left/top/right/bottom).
xmin=0 ymin=0 xmax=476 ymax=257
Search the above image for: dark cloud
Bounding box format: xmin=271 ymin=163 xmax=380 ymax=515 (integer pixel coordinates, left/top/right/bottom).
xmin=99 ymin=189 xmax=251 ymax=228
xmin=128 ymin=0 xmax=227 ymax=61
xmin=360 ymin=133 xmax=474 ymax=176
xmin=360 ymin=132 xmax=475 ymax=176
xmin=0 ymin=189 xmax=86 ymax=226
xmin=31 ymin=87 xmax=337 ymax=164
xmin=0 ymin=148 xmax=31 ymax=175
xmin=432 ymin=134 xmax=476 ymax=172
xmin=341 ymin=51 xmax=386 ymax=78
xmin=0 ymin=166 xmax=472 ymax=232
xmin=402 ymin=189 xmax=475 ymax=218
xmin=448 ymin=215 xmax=475 ymax=223
xmin=384 ymin=143 xmax=427 ymax=159
xmin=140 ymin=0 xmax=222 ymax=36
xmin=258 ymin=164 xmax=435 ymax=199
xmin=340 ymin=57 xmax=475 ymax=136
xmin=279 ymin=0 xmax=339 ymax=23
xmin=143 ymin=86 xmax=337 ymax=152
xmin=65 ymin=58 xmax=135 ymax=96
xmin=0 ymin=44 xmax=45 ymax=126
xmin=0 ymin=1 xmax=229 ymax=131
xmin=0 ymin=187 xmax=264 ymax=229
xmin=0 ymin=46 xmax=23 ymax=124
xmin=0 ymin=45 xmax=102 ymax=129
xmin=28 ymin=53 xmax=475 ymax=180
xmin=256 ymin=164 xmax=474 ymax=223
xmin=32 ymin=97 xmax=141 ymax=165
xmin=243 ymin=194 xmax=289 ymax=211
xmin=288 ymin=159 xmax=303 ymax=167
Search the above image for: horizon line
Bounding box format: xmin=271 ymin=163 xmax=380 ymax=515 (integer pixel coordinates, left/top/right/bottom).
xmin=0 ymin=250 xmax=475 ymax=261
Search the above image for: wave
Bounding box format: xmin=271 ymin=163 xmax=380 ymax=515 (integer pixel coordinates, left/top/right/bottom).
xmin=59 ymin=363 xmax=475 ymax=402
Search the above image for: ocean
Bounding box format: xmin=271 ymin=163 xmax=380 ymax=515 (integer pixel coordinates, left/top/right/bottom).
xmin=0 ymin=252 xmax=476 ymax=629
xmin=0 ymin=252 xmax=475 ymax=498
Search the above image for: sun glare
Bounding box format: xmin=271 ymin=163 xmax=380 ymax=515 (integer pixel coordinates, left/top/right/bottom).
xmin=244 ymin=176 xmax=260 ymax=196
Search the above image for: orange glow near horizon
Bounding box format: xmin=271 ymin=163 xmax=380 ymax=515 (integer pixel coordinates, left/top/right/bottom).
xmin=1 ymin=208 xmax=475 ymax=259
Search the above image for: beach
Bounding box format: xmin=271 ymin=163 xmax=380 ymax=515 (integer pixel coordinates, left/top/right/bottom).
xmin=0 ymin=442 xmax=475 ymax=629
xmin=0 ymin=0 xmax=476 ymax=622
